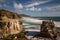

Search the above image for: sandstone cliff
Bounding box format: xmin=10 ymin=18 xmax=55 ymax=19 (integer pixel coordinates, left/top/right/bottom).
xmin=0 ymin=10 xmax=28 ymax=40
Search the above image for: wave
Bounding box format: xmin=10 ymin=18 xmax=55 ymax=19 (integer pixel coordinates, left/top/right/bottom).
xmin=22 ymin=17 xmax=43 ymax=24
xmin=22 ymin=17 xmax=60 ymax=27
xmin=54 ymin=22 xmax=60 ymax=27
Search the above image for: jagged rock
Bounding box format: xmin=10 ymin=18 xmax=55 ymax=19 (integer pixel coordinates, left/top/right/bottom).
xmin=31 ymin=20 xmax=60 ymax=40
xmin=40 ymin=20 xmax=58 ymax=39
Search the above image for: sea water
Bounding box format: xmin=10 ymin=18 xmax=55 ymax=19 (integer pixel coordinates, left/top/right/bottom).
xmin=33 ymin=17 xmax=60 ymax=31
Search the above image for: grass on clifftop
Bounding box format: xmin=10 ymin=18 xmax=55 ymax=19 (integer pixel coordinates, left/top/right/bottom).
xmin=0 ymin=9 xmax=30 ymax=19
xmin=3 ymin=31 xmax=27 ymax=40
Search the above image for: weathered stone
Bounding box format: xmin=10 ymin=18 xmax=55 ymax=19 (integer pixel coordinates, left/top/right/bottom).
xmin=0 ymin=16 xmax=23 ymax=37
xmin=0 ymin=10 xmax=29 ymax=40
xmin=40 ymin=20 xmax=58 ymax=39
xmin=31 ymin=20 xmax=60 ymax=40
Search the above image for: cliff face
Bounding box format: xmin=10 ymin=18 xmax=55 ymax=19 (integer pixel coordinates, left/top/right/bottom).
xmin=0 ymin=10 xmax=25 ymax=37
xmin=1 ymin=16 xmax=22 ymax=34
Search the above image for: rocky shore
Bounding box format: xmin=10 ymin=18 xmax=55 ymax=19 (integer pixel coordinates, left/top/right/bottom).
xmin=0 ymin=10 xmax=60 ymax=40
xmin=25 ymin=20 xmax=60 ymax=40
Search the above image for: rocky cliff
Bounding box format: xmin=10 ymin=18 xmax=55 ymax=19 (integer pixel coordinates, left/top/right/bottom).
xmin=0 ymin=10 xmax=28 ymax=40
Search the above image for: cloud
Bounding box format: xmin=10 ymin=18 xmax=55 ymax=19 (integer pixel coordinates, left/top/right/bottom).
xmin=0 ymin=4 xmax=7 ymax=8
xmin=13 ymin=3 xmax=24 ymax=13
xmin=46 ymin=5 xmax=60 ymax=11
xmin=53 ymin=12 xmax=60 ymax=16
xmin=14 ymin=3 xmax=23 ymax=9
xmin=37 ymin=8 xmax=42 ymax=11
xmin=14 ymin=9 xmax=22 ymax=13
xmin=0 ymin=4 xmax=2 ymax=7
xmin=47 ymin=12 xmax=60 ymax=16
xmin=25 ymin=0 xmax=50 ymax=7
xmin=3 ymin=4 xmax=7 ymax=7
xmin=0 ymin=0 xmax=4 ymax=2
xmin=26 ymin=7 xmax=35 ymax=11
xmin=26 ymin=7 xmax=42 ymax=11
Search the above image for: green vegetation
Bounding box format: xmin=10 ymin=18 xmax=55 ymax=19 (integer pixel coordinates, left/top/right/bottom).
xmin=0 ymin=10 xmax=21 ymax=19
xmin=17 ymin=31 xmax=25 ymax=38
xmin=0 ymin=9 xmax=30 ymax=19
xmin=0 ymin=22 xmax=6 ymax=28
xmin=3 ymin=35 xmax=15 ymax=40
xmin=3 ymin=31 xmax=26 ymax=40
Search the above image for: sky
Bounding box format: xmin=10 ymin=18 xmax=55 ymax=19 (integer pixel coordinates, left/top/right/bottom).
xmin=0 ymin=0 xmax=60 ymax=16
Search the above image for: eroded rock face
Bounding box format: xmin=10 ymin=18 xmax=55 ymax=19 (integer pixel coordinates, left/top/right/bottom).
xmin=0 ymin=16 xmax=23 ymax=37
xmin=0 ymin=10 xmax=29 ymax=40
xmin=40 ymin=20 xmax=58 ymax=39
xmin=30 ymin=20 xmax=60 ymax=40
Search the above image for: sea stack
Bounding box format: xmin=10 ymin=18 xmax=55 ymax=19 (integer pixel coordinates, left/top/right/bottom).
xmin=40 ymin=20 xmax=59 ymax=40
xmin=31 ymin=20 xmax=60 ymax=40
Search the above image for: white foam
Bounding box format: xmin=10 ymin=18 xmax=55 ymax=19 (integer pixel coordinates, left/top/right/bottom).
xmin=22 ymin=17 xmax=43 ymax=24
xmin=23 ymin=23 xmax=30 ymax=25
xmin=54 ymin=21 xmax=60 ymax=27
xmin=25 ymin=29 xmax=40 ymax=32
xmin=22 ymin=17 xmax=60 ymax=27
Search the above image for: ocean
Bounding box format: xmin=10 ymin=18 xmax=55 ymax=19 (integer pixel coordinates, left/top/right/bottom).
xmin=33 ymin=17 xmax=60 ymax=31
xmin=22 ymin=17 xmax=60 ymax=39
xmin=33 ymin=17 xmax=60 ymax=22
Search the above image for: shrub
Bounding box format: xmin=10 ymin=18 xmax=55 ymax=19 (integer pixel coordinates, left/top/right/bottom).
xmin=3 ymin=35 xmax=15 ymax=40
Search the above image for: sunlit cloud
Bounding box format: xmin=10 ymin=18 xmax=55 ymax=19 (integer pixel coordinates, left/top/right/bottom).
xmin=26 ymin=7 xmax=42 ymax=11
xmin=14 ymin=3 xmax=23 ymax=9
xmin=46 ymin=5 xmax=60 ymax=11
xmin=0 ymin=0 xmax=60 ymax=16
xmin=25 ymin=0 xmax=51 ymax=7
xmin=26 ymin=7 xmax=35 ymax=11
xmin=37 ymin=8 xmax=42 ymax=11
